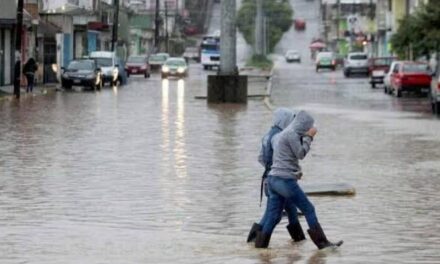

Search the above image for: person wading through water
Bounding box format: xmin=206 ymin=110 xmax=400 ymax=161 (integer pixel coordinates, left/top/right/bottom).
xmin=247 ymin=108 xmax=306 ymax=244
xmin=255 ymin=110 xmax=343 ymax=249
xmin=23 ymin=58 xmax=38 ymax=93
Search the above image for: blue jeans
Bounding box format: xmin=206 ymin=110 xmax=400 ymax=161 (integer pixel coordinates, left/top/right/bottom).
xmin=258 ymin=180 xmax=299 ymax=227
xmin=262 ymin=176 xmax=319 ymax=234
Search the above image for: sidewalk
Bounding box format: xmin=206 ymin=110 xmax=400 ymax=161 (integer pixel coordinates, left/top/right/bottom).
xmin=0 ymin=84 xmax=58 ymax=100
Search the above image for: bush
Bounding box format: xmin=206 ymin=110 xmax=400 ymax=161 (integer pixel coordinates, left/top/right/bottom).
xmin=246 ymin=54 xmax=273 ymax=70
xmin=237 ymin=0 xmax=293 ymax=53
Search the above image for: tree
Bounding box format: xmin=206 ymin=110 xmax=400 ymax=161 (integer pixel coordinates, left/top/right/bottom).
xmin=391 ymin=0 xmax=440 ymax=60
xmin=237 ymin=0 xmax=293 ymax=53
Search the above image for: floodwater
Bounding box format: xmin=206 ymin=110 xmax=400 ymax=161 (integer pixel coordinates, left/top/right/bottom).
xmin=1 ymin=0 xmax=440 ymax=264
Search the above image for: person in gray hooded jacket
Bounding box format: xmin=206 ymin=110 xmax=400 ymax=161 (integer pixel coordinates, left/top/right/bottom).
xmin=246 ymin=108 xmax=306 ymax=244
xmin=255 ymin=110 xmax=343 ymax=250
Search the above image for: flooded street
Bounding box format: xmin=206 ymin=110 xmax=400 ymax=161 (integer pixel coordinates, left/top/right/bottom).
xmin=1 ymin=0 xmax=440 ymax=263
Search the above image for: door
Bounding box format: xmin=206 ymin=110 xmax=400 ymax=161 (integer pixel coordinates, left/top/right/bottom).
xmin=0 ymin=29 xmax=4 ymax=86
xmin=4 ymin=29 xmax=11 ymax=85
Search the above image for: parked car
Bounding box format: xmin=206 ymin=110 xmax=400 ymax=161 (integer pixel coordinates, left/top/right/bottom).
xmin=61 ymin=59 xmax=102 ymax=90
xmin=90 ymin=51 xmax=121 ymax=86
xmin=388 ymin=61 xmax=432 ymax=97
xmin=125 ymin=55 xmax=150 ymax=78
xmin=161 ymin=57 xmax=188 ymax=79
xmin=149 ymin=53 xmax=170 ymax=71
xmin=430 ymin=69 xmax=440 ymax=115
xmin=183 ymin=47 xmax=200 ymax=62
xmin=344 ymin=52 xmax=369 ymax=77
xmin=384 ymin=61 xmax=399 ymax=94
xmin=315 ymin=52 xmax=335 ymax=72
xmin=294 ymin=19 xmax=306 ymax=31
xmin=285 ymin=50 xmax=301 ymax=63
xmin=368 ymin=57 xmax=396 ymax=88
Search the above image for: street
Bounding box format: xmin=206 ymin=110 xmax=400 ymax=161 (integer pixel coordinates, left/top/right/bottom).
xmin=1 ymin=0 xmax=440 ymax=263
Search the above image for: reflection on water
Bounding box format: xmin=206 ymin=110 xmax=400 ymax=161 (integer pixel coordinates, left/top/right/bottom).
xmin=175 ymin=79 xmax=186 ymax=178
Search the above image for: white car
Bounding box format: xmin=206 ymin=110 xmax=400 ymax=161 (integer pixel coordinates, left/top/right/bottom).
xmin=344 ymin=52 xmax=369 ymax=77
xmin=285 ymin=50 xmax=301 ymax=63
xmin=90 ymin=51 xmax=120 ymax=86
xmin=384 ymin=61 xmax=399 ymax=94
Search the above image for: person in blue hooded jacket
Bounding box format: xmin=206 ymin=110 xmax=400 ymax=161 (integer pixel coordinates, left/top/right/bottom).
xmin=255 ymin=110 xmax=343 ymax=250
xmin=247 ymin=108 xmax=306 ymax=244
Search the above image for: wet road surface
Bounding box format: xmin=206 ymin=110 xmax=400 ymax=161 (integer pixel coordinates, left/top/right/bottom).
xmin=1 ymin=0 xmax=440 ymax=263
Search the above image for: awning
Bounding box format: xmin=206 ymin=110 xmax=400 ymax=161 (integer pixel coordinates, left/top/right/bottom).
xmin=309 ymin=42 xmax=326 ymax=49
xmin=38 ymin=20 xmax=61 ymax=37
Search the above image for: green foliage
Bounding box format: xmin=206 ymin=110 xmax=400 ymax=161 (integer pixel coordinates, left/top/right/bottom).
xmin=246 ymin=54 xmax=273 ymax=69
xmin=237 ymin=0 xmax=293 ymax=53
xmin=391 ymin=1 xmax=440 ymax=59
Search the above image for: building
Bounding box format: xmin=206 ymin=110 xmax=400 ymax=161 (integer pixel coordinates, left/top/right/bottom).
xmin=321 ymin=0 xmax=376 ymax=56
xmin=0 ymin=0 xmax=16 ymax=86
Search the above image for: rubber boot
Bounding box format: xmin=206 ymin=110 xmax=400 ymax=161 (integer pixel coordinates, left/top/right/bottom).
xmin=286 ymin=222 xmax=306 ymax=242
xmin=307 ymin=224 xmax=343 ymax=250
xmin=255 ymin=231 xmax=272 ymax=248
xmin=246 ymin=223 xmax=262 ymax=243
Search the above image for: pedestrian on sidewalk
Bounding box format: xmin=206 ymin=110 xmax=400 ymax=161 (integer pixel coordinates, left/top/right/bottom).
xmin=247 ymin=108 xmax=306 ymax=245
xmin=255 ymin=110 xmax=343 ymax=250
xmin=23 ymin=58 xmax=38 ymax=93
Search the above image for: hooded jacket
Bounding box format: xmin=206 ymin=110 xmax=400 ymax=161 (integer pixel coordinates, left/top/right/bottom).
xmin=269 ymin=110 xmax=314 ymax=179
xmin=258 ymin=108 xmax=296 ymax=167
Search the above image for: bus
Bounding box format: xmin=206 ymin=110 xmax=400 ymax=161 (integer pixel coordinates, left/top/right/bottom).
xmin=200 ymin=34 xmax=220 ymax=70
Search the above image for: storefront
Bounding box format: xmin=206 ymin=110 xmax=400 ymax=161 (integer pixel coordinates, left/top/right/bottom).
xmin=0 ymin=0 xmax=16 ymax=86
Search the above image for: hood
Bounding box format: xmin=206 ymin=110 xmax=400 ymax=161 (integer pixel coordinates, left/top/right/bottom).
xmin=290 ymin=110 xmax=314 ymax=135
xmin=273 ymin=108 xmax=296 ymax=129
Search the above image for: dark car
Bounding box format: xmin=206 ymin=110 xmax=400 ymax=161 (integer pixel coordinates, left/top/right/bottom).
xmin=61 ymin=59 xmax=102 ymax=90
xmin=125 ymin=55 xmax=150 ymax=78
xmin=368 ymin=57 xmax=396 ymax=88
xmin=294 ymin=19 xmax=306 ymax=31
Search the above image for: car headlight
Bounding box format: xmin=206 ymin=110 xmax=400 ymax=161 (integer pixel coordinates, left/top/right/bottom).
xmin=141 ymin=65 xmax=147 ymax=70
xmin=162 ymin=66 xmax=169 ymax=73
xmin=177 ymin=67 xmax=185 ymax=73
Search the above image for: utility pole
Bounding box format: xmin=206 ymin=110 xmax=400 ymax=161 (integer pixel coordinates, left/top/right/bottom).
xmin=165 ymin=2 xmax=169 ymax=53
xmin=154 ymin=0 xmax=160 ymax=51
xmin=111 ymin=0 xmax=120 ymax=52
xmin=219 ymin=0 xmax=236 ymax=74
xmin=208 ymin=0 xmax=247 ymax=103
xmin=13 ymin=0 xmax=24 ymax=99
xmin=254 ymin=0 xmax=264 ymax=55
xmin=336 ymin=0 xmax=340 ymax=53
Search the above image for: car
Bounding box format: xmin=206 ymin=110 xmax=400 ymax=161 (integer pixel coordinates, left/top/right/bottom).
xmin=368 ymin=57 xmax=396 ymax=88
xmin=344 ymin=52 xmax=369 ymax=77
xmin=183 ymin=47 xmax=200 ymax=63
xmin=388 ymin=61 xmax=432 ymax=97
xmin=294 ymin=19 xmax=306 ymax=31
xmin=315 ymin=52 xmax=336 ymax=72
xmin=161 ymin=57 xmax=188 ymax=79
xmin=285 ymin=50 xmax=301 ymax=63
xmin=90 ymin=51 xmax=121 ymax=86
xmin=149 ymin=53 xmax=170 ymax=71
xmin=430 ymin=69 xmax=440 ymax=115
xmin=384 ymin=61 xmax=399 ymax=94
xmin=125 ymin=55 xmax=150 ymax=78
xmin=61 ymin=59 xmax=102 ymax=90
